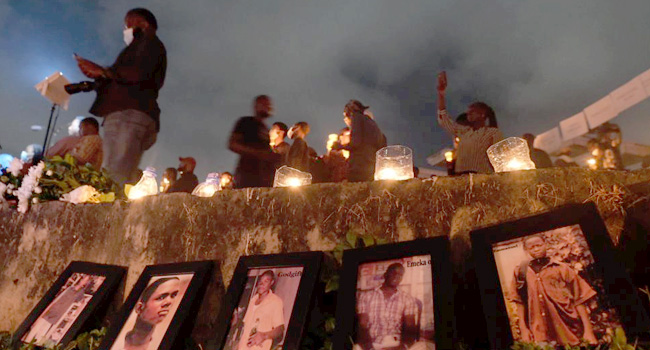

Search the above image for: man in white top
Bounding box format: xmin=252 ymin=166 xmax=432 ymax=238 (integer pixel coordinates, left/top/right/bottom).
xmin=238 ymin=270 xmax=285 ymax=350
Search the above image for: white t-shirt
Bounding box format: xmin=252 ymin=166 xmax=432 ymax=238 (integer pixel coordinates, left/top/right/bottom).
xmin=238 ymin=291 xmax=285 ymax=350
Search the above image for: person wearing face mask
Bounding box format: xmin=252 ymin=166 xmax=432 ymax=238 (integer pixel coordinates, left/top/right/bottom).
xmin=436 ymin=71 xmax=502 ymax=174
xmin=75 ymin=8 xmax=167 ymax=188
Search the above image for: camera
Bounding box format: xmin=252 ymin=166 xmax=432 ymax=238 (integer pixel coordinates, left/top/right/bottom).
xmin=64 ymin=81 xmax=96 ymax=95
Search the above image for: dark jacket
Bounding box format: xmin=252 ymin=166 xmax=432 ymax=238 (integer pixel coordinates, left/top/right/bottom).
xmin=346 ymin=114 xmax=387 ymax=182
xmin=90 ymin=32 xmax=167 ymax=131
xmin=168 ymin=172 xmax=199 ymax=193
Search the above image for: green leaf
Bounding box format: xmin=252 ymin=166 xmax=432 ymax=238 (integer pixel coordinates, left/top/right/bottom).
xmin=345 ymin=232 xmax=357 ymax=248
xmin=376 ymin=238 xmax=389 ymax=245
xmin=324 ymin=317 xmax=336 ymax=333
xmin=362 ymin=235 xmax=375 ymax=247
xmin=325 ymin=275 xmax=339 ymax=293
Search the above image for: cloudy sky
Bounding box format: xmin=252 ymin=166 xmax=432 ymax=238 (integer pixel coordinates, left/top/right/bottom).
xmin=1 ymin=0 xmax=649 ymax=179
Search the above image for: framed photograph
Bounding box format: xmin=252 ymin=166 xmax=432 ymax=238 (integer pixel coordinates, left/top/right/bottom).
xmin=333 ymin=237 xmax=455 ymax=350
xmin=471 ymin=202 xmax=650 ymax=349
xmin=12 ymin=261 xmax=126 ymax=348
xmin=212 ymin=251 xmax=323 ymax=350
xmin=98 ymin=261 xmax=214 ymax=350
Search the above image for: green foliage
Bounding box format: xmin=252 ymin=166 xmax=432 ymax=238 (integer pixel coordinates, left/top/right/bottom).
xmin=331 ymin=229 xmax=389 ymax=265
xmin=0 ymin=328 xmax=106 ymax=350
xmin=0 ymin=333 xmax=11 ymax=350
xmin=39 ymin=155 xmax=118 ymax=200
xmin=300 ymin=230 xmax=389 ymax=350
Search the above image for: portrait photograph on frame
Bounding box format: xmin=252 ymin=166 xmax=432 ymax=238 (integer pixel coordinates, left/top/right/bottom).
xmin=471 ymin=202 xmax=650 ymax=349
xmin=12 ymin=261 xmax=126 ymax=349
xmin=333 ymin=237 xmax=454 ymax=350
xmin=98 ymin=261 xmax=214 ymax=350
xmin=212 ymin=251 xmax=323 ymax=350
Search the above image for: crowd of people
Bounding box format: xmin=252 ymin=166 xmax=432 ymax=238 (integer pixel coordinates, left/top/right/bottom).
xmin=5 ymin=7 xmax=623 ymax=195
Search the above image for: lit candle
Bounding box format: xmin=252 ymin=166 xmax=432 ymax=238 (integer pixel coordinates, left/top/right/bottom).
xmin=487 ymin=137 xmax=536 ymax=173
xmin=444 ymin=151 xmax=454 ymax=162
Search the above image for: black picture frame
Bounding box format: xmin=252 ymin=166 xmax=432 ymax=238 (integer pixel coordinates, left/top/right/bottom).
xmin=471 ymin=202 xmax=650 ymax=349
xmin=333 ymin=237 xmax=455 ymax=350
xmin=12 ymin=261 xmax=126 ymax=349
xmin=211 ymin=251 xmax=323 ymax=350
xmin=97 ymin=260 xmax=214 ymax=350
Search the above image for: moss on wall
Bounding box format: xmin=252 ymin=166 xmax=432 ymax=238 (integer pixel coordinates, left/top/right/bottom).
xmin=1 ymin=168 xmax=649 ymax=344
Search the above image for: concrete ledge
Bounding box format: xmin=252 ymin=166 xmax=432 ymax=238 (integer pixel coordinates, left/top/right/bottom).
xmin=2 ymin=168 xmax=650 ymax=342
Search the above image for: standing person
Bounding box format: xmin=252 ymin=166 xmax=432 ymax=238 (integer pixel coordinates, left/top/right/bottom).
xmin=121 ymin=278 xmax=181 ymax=350
xmin=508 ymin=235 xmax=598 ymax=346
xmin=285 ymin=122 xmax=312 ymax=172
xmin=337 ymin=100 xmax=387 ymax=182
xmin=167 ymin=157 xmax=199 ymax=193
xmin=356 ymin=263 xmax=419 ymax=350
xmin=238 ymin=270 xmax=285 ymax=350
xmin=522 ymin=133 xmax=553 ymax=169
xmin=436 ymin=72 xmax=502 ymax=174
xmin=269 ymin=122 xmax=290 ymax=159
xmin=228 ymin=95 xmax=281 ymax=188
xmin=75 ymin=8 xmax=167 ymax=187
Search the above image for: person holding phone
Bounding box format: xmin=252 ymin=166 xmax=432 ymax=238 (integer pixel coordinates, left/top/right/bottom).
xmin=74 ymin=8 xmax=167 ymax=187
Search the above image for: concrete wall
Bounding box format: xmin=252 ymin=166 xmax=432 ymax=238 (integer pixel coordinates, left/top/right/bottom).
xmin=2 ymin=168 xmax=650 ymax=343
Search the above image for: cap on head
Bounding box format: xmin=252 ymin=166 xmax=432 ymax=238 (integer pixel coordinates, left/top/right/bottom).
xmin=179 ymin=157 xmax=196 ymax=172
xmin=344 ymin=99 xmax=369 ymax=116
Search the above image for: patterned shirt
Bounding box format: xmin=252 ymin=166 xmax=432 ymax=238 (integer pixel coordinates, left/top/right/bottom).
xmin=357 ymin=288 xmax=418 ymax=343
xmin=71 ymin=135 xmax=103 ymax=170
xmin=437 ymin=109 xmax=503 ymax=173
xmin=508 ymin=261 xmax=597 ymax=346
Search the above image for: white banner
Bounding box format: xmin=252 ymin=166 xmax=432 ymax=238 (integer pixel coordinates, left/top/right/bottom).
xmin=610 ymin=77 xmax=648 ymax=114
xmin=533 ymin=127 xmax=562 ymax=153
xmin=584 ymin=95 xmax=617 ymax=129
xmin=559 ymin=112 xmax=589 ymax=141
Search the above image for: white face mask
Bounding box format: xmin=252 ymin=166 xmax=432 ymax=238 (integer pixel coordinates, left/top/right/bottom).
xmin=123 ymin=27 xmax=134 ymax=46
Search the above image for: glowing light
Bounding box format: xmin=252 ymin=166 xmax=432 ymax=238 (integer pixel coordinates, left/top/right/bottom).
xmin=274 ymin=165 xmax=312 ymax=187
xmin=587 ymin=158 xmax=597 ymax=166
xmin=377 ymin=167 xmax=398 ymax=180
xmin=342 ymin=150 xmax=350 ymax=159
xmin=444 ymin=151 xmax=454 ymax=162
xmin=192 ymin=172 xmax=221 ymax=197
xmin=326 ymin=134 xmax=338 ymax=152
xmin=487 ymin=137 xmax=536 ymax=173
xmin=286 ymin=177 xmax=302 ymax=187
xmin=128 ymin=167 xmax=158 ymax=200
xmin=506 ymin=159 xmax=525 ymax=170
xmin=374 ymin=145 xmax=414 ymax=181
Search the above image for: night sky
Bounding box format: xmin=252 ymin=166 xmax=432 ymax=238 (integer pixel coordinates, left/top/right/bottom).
xmin=1 ymin=0 xmax=650 ymax=179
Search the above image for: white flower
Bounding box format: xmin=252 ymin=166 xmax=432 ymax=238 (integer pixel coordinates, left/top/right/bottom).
xmin=32 ymin=197 xmax=38 ymax=204
xmin=7 ymin=184 xmax=13 ymax=190
xmin=6 ymin=189 xmax=12 ymax=195
xmin=16 ymin=161 xmax=45 ymax=213
xmin=46 ymin=170 xmax=53 ymax=177
xmin=34 ymin=187 xmax=42 ymax=194
xmin=8 ymin=158 xmax=24 ymax=177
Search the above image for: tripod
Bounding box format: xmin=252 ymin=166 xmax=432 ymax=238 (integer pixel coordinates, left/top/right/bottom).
xmin=33 ymin=103 xmax=60 ymax=164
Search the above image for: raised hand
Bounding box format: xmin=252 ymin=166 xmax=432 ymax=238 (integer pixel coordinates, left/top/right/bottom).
xmin=437 ymin=71 xmax=447 ymax=94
